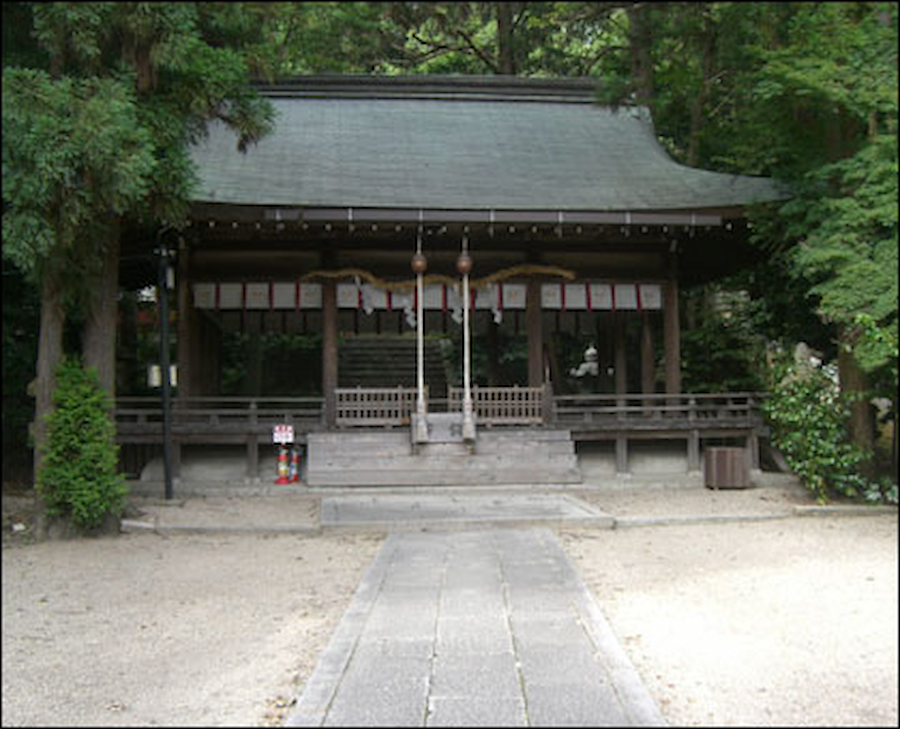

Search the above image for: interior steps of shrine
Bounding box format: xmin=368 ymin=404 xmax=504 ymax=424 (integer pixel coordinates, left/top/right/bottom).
xmin=305 ymin=429 xmax=583 ymax=487
xmin=338 ymin=335 xmax=451 ymax=396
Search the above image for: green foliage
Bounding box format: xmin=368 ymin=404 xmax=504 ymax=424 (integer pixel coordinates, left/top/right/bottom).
xmin=681 ymin=285 xmax=767 ymax=394
xmin=2 ymin=67 xmax=155 ymax=289
xmin=37 ymin=357 xmax=128 ymax=531
xmin=762 ymin=352 xmax=892 ymax=504
xmin=2 ymin=259 xmax=41 ymax=481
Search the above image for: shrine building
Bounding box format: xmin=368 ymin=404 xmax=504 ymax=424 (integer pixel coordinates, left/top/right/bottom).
xmin=117 ymin=75 xmax=788 ymax=489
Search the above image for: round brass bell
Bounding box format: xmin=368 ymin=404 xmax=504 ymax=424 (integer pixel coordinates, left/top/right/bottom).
xmin=456 ymin=252 xmax=473 ymax=276
xmin=411 ymin=252 xmax=428 ymax=274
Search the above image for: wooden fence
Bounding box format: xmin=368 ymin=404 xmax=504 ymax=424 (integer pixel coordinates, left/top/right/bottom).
xmin=448 ymin=385 xmax=547 ymax=426
xmin=334 ymin=387 xmax=419 ymax=428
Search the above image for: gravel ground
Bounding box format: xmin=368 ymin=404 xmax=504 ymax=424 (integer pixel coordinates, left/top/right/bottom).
xmin=2 ymin=528 xmax=384 ymax=727
xmin=2 ymin=485 xmax=897 ymax=727
xmin=559 ymin=516 xmax=899 ymax=727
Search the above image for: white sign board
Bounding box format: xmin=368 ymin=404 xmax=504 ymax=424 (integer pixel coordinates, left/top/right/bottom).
xmin=272 ymin=424 xmax=294 ymax=444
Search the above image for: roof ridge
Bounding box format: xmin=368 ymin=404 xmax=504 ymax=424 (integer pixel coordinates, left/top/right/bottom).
xmin=252 ymin=74 xmax=614 ymax=103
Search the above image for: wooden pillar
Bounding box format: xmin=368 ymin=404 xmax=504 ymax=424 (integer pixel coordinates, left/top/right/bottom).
xmin=615 ymin=315 xmax=628 ymax=422
xmin=614 ymin=315 xmax=628 ymax=395
xmin=176 ymin=239 xmax=192 ymax=400
xmin=526 ymin=278 xmax=543 ymax=387
xmin=322 ymin=279 xmax=338 ymax=428
xmin=641 ymin=311 xmax=655 ymax=396
xmin=486 ymin=318 xmax=501 ymax=387
xmin=663 ymin=277 xmax=681 ymax=394
xmin=245 ymin=313 xmax=263 ymax=396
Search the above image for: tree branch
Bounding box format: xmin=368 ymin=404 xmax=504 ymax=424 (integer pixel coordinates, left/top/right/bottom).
xmin=454 ymin=27 xmax=499 ymax=73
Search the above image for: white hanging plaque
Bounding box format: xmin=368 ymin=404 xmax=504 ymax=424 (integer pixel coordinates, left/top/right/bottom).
xmin=272 ymin=424 xmax=294 ymax=444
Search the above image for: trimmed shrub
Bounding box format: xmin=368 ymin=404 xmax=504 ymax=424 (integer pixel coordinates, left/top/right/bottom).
xmin=37 ymin=357 xmax=127 ymax=531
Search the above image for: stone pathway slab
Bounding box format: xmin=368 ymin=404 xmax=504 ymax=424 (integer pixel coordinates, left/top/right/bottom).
xmin=285 ymin=528 xmax=665 ymax=727
xmin=320 ymin=494 xmax=613 ymax=530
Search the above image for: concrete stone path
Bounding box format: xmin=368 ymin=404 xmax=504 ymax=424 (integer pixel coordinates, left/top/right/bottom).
xmin=285 ymin=528 xmax=666 ymax=727
xmin=320 ymin=493 xmax=614 ymax=531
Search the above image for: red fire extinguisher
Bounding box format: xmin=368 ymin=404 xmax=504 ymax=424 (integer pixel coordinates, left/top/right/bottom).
xmin=289 ymin=446 xmax=301 ymax=483
xmin=275 ymin=443 xmax=290 ymax=484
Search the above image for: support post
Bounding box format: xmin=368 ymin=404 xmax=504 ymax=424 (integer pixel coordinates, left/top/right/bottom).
xmin=616 ymin=436 xmax=629 ymax=475
xmin=641 ymin=311 xmax=655 ymax=414
xmin=748 ymin=430 xmax=760 ymax=471
xmin=615 ymin=314 xmax=627 ymax=419
xmin=688 ymin=430 xmax=700 ymax=472
xmin=247 ymin=400 xmax=258 ymax=480
xmin=527 ymin=278 xmax=543 ymax=388
xmin=664 ymin=275 xmax=682 ymax=395
xmin=322 ymin=279 xmax=338 ymax=429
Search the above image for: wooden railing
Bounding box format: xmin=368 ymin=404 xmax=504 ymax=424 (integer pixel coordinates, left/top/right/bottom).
xmin=114 ymin=391 xmax=767 ymax=436
xmin=115 ymin=396 xmax=325 ymax=438
xmin=448 ymin=385 xmax=547 ymax=426
xmin=335 ymin=387 xmax=419 ymax=428
xmin=551 ymin=392 xmax=766 ymax=430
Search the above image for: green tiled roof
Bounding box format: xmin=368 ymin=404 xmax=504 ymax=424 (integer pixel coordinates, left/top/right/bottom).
xmin=189 ymin=76 xmax=788 ymax=212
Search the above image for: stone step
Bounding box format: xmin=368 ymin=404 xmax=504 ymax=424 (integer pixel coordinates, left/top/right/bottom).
xmin=308 ymin=454 xmax=579 ymax=473
xmin=306 ymin=467 xmax=583 ymax=487
xmin=305 ymin=428 xmax=581 ymax=487
xmin=306 ymin=442 xmax=575 ymax=463
xmin=306 ymin=433 xmax=574 ymax=457
xmin=309 ymin=429 xmax=572 ymax=443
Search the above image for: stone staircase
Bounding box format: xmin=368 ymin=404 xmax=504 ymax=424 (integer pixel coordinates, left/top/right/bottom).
xmin=339 ymin=335 xmax=450 ymax=396
xmin=305 ymin=429 xmax=582 ymax=487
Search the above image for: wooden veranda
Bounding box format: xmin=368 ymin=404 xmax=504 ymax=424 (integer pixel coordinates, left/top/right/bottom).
xmin=115 ymin=389 xmax=767 ymax=480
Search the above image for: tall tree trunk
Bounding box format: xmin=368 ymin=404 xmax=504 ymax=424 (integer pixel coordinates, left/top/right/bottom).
xmin=496 ymin=2 xmax=515 ymax=75
xmin=627 ymin=4 xmax=654 ymax=105
xmin=83 ymin=218 xmax=121 ymax=401
xmin=34 ymin=273 xmax=66 ymax=482
xmin=837 ymin=326 xmax=875 ymax=477
xmin=687 ymin=10 xmax=717 ymax=166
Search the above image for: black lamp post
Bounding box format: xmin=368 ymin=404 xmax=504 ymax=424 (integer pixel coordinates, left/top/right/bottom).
xmin=155 ymin=230 xmax=175 ymax=500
